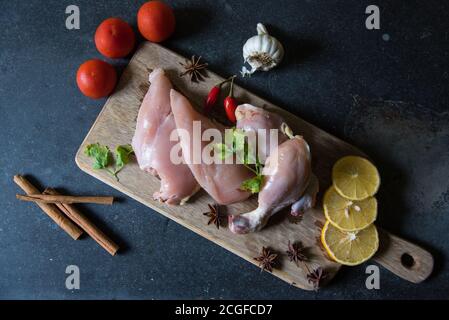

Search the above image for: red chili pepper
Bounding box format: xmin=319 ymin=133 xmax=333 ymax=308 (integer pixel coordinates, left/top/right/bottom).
xmin=224 ymin=96 xmax=238 ymax=123
xmin=204 ymin=76 xmax=236 ymax=114
xmin=205 ymin=86 xmax=220 ymax=113
xmin=224 ymin=77 xmax=237 ymax=123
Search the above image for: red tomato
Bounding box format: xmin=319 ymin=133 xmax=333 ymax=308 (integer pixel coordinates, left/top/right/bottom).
xmin=137 ymin=1 xmax=176 ymax=43
xmin=95 ymin=18 xmax=135 ymax=58
xmin=76 ymin=59 xmax=117 ymax=99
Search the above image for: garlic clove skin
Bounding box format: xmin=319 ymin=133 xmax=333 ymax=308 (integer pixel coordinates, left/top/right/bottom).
xmin=241 ymin=23 xmax=284 ymax=77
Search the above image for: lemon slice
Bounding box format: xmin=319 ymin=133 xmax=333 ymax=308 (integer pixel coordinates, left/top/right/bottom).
xmin=332 ymin=156 xmax=380 ymax=200
xmin=321 ymin=221 xmax=379 ymax=266
xmin=323 ymin=186 xmax=377 ymax=232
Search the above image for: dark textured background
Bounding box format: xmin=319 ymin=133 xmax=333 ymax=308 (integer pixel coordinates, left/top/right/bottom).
xmin=1 ymin=0 xmax=448 ymax=299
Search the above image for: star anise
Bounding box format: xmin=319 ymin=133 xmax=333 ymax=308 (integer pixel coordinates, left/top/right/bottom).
xmin=288 ymin=211 xmax=304 ymax=224
xmin=254 ymin=247 xmax=278 ymax=273
xmin=286 ymin=241 xmax=308 ymax=266
xmin=306 ymin=266 xmax=328 ymax=291
xmin=203 ymin=203 xmax=223 ymax=229
xmin=179 ymin=55 xmax=208 ymax=82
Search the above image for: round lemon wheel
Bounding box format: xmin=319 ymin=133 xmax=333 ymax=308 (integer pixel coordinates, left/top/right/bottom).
xmin=321 ymin=221 xmax=379 ymax=266
xmin=332 ymin=156 xmax=380 ymax=200
xmin=323 ymin=186 xmax=377 ymax=232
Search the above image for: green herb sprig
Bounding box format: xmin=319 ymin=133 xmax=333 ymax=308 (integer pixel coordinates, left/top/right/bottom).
xmin=84 ymin=143 xmax=134 ymax=181
xmin=214 ymin=128 xmax=264 ymax=193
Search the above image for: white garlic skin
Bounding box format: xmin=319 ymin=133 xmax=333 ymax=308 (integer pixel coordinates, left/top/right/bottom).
xmin=241 ymin=23 xmax=284 ymax=76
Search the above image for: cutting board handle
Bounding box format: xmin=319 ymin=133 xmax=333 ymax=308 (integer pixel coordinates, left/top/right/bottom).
xmin=373 ymin=229 xmax=434 ymax=283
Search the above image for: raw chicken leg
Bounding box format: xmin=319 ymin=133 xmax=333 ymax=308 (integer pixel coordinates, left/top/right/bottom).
xmin=229 ymin=135 xmax=318 ymax=234
xmin=132 ymin=69 xmax=199 ymax=205
xmin=235 ymin=104 xmax=288 ymax=164
xmin=170 ymin=89 xmax=253 ymax=205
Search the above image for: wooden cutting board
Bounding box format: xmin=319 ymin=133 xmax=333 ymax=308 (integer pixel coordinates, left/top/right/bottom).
xmin=76 ymin=42 xmax=433 ymax=290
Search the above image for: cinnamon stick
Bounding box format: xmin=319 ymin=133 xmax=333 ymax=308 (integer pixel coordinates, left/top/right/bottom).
xmin=16 ymin=194 xmax=114 ymax=205
xmin=44 ymin=188 xmax=119 ymax=256
xmin=13 ymin=175 xmax=83 ymax=240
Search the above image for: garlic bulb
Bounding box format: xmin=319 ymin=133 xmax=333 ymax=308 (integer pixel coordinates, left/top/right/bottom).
xmin=241 ymin=23 xmax=284 ymax=77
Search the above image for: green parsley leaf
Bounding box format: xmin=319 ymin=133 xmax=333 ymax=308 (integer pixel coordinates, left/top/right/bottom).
xmin=219 ymin=128 xmax=266 ymax=194
xmin=84 ymin=143 xmax=135 ymax=181
xmin=84 ymin=143 xmax=112 ymax=170
xmin=240 ymin=175 xmax=264 ymax=194
xmin=214 ymin=143 xmax=233 ymax=160
xmin=233 ymin=128 xmax=246 ymax=152
xmin=115 ymin=144 xmax=134 ymax=170
xmin=224 ymin=128 xmax=236 ymax=148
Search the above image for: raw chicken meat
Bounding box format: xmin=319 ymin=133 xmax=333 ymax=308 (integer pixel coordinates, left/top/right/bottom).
xmin=235 ymin=104 xmax=288 ymax=164
xmin=170 ymin=89 xmax=254 ymax=205
xmin=229 ymin=135 xmax=319 ymax=234
xmin=132 ymin=69 xmax=199 ymax=205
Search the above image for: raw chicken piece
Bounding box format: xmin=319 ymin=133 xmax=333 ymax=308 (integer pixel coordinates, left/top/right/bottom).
xmin=170 ymin=89 xmax=253 ymax=205
xmin=229 ymin=135 xmax=318 ymax=234
xmin=132 ymin=69 xmax=199 ymax=205
xmin=235 ymin=104 xmax=288 ymax=164
xmin=290 ymin=175 xmax=318 ymax=216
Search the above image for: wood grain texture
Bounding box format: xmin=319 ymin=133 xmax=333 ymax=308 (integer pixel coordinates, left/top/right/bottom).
xmin=373 ymin=229 xmax=434 ymax=283
xmin=75 ymin=42 xmax=433 ymax=289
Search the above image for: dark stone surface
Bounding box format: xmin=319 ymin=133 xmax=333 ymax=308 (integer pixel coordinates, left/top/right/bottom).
xmin=0 ymin=0 xmax=448 ymax=299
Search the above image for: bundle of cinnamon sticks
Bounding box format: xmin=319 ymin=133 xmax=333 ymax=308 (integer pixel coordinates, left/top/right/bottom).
xmin=14 ymin=175 xmax=119 ymax=256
